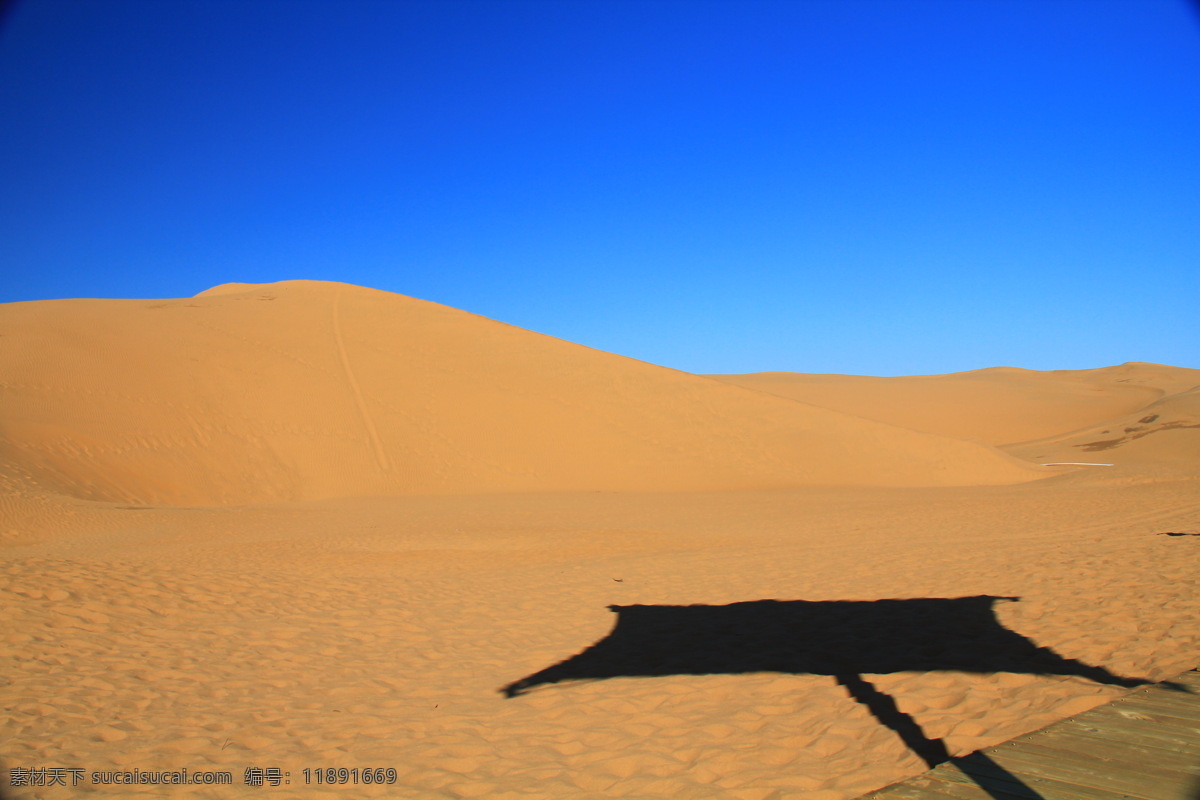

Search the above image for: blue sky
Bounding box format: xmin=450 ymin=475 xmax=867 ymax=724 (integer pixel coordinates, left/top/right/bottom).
xmin=2 ymin=0 xmax=1197 ymax=375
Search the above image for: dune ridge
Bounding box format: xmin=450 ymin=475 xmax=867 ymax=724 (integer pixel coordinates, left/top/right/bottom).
xmin=0 ymin=280 xmax=1039 ymax=507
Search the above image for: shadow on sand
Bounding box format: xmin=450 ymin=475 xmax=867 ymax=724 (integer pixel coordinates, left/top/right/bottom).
xmin=502 ymin=595 xmax=1172 ymax=800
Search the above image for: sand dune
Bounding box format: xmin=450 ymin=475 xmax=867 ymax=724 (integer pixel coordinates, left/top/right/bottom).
xmin=0 ymin=280 xmax=1037 ymax=507
xmin=2 ymin=282 xmax=1198 ymax=800
xmin=709 ymin=363 xmax=1198 ymax=446
xmin=1006 ymin=384 xmax=1200 ymax=474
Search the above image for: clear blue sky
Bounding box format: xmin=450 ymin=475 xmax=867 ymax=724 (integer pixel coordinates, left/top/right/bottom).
xmin=2 ymin=0 xmax=1197 ymax=376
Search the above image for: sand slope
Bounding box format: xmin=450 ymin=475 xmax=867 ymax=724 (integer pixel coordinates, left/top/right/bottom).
xmin=1006 ymin=384 xmax=1200 ymax=476
xmin=0 ymin=281 xmax=1038 ymax=507
xmin=710 ymin=363 xmax=1199 ymax=446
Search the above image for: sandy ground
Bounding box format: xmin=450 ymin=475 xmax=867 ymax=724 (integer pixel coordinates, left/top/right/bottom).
xmin=2 ymin=282 xmax=1198 ymax=799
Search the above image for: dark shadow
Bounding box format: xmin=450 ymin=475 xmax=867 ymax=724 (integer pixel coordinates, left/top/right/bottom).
xmin=835 ymin=671 xmax=948 ymax=768
xmin=503 ymin=596 xmax=1156 ymax=696
xmin=950 ymin=751 xmax=1051 ymax=799
xmin=502 ymin=596 xmax=1170 ymax=800
xmin=1160 ymin=531 xmax=1200 ymax=537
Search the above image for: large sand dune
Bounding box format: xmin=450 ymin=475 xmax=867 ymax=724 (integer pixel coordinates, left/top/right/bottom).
xmin=2 ymin=282 xmax=1198 ymax=800
xmin=0 ymin=280 xmax=1037 ymax=507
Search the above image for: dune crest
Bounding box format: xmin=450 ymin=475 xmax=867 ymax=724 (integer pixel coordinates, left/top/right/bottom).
xmin=0 ymin=280 xmax=1039 ymax=506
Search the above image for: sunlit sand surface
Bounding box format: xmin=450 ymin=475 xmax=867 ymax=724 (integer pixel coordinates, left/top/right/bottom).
xmin=3 ymin=282 xmax=1197 ymax=799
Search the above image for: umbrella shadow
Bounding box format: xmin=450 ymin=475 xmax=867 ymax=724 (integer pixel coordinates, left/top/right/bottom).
xmin=501 ymin=595 xmax=1171 ymax=800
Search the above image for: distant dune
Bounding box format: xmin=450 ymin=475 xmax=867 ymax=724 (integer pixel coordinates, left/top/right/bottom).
xmin=709 ymin=363 xmax=1199 ymax=446
xmin=0 ymin=280 xmax=1040 ymax=507
xmin=1004 ymin=384 xmax=1200 ymax=470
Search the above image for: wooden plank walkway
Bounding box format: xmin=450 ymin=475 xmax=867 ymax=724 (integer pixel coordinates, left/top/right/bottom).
xmin=863 ymin=667 xmax=1200 ymax=800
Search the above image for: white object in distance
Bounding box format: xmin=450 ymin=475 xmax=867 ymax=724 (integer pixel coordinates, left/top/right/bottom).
xmin=1041 ymin=462 xmax=1114 ymax=467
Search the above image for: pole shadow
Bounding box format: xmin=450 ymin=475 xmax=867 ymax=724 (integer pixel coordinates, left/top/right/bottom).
xmin=501 ymin=596 xmax=1177 ymax=800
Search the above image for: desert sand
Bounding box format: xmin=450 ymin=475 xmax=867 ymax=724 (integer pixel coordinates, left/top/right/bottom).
xmin=2 ymin=280 xmax=1198 ymax=800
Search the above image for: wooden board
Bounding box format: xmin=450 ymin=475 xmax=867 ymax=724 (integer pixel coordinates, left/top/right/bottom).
xmin=865 ymin=667 xmax=1200 ymax=800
